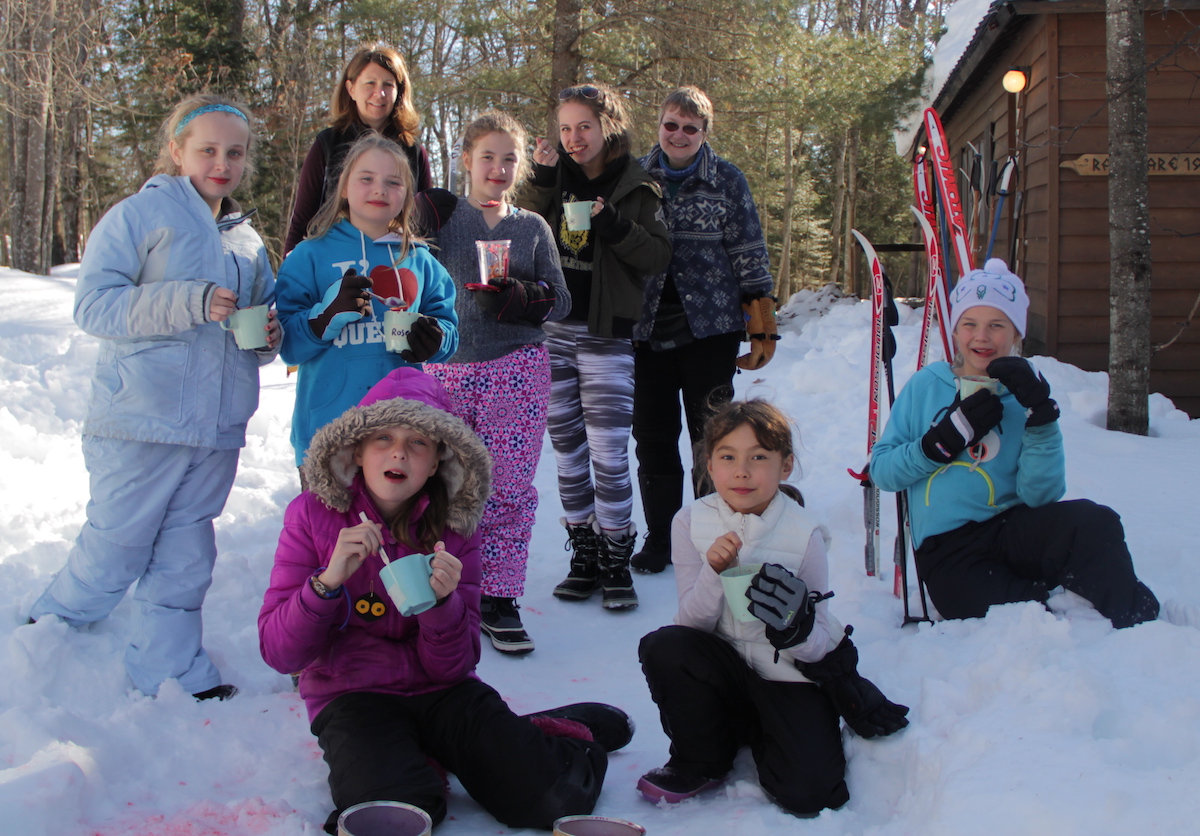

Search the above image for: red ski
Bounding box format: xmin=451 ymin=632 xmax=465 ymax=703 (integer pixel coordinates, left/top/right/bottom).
xmin=849 ymin=229 xmax=886 ymax=578
xmin=923 ymin=107 xmax=974 ymax=278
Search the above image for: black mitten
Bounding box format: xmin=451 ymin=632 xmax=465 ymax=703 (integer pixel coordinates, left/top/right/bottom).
xmin=400 ymin=316 xmax=443 ymax=363
xmin=413 ymin=188 xmax=458 ymax=235
xmin=987 ymin=357 xmax=1059 ymax=427
xmin=920 ymin=389 xmax=1004 ymax=463
xmin=795 ymin=627 xmax=910 ymax=739
xmin=309 ymin=269 xmax=372 ymax=340
xmin=590 ymin=200 xmax=632 ymax=242
xmin=746 ymin=563 xmax=827 ymax=651
xmin=470 ymin=279 xmax=557 ymax=325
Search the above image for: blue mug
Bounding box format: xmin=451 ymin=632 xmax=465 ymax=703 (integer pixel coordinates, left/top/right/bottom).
xmin=379 ymin=553 xmax=437 ymax=617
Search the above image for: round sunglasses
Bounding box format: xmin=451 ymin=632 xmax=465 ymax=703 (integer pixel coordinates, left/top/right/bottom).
xmin=661 ymin=120 xmax=704 ymax=136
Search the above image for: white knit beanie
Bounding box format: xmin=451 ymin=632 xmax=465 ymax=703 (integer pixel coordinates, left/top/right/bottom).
xmin=948 ymin=257 xmax=1030 ymax=336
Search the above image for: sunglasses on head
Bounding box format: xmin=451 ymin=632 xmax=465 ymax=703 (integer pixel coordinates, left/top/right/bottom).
xmin=661 ymin=120 xmax=703 ymax=135
xmin=559 ymin=85 xmax=600 ymax=100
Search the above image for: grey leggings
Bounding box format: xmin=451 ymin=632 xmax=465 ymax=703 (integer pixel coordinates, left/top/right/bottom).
xmin=544 ymin=321 xmax=634 ymax=532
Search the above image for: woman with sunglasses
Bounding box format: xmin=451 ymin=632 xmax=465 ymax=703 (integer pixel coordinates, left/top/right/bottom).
xmin=629 ymin=86 xmax=776 ymax=574
xmin=517 ymin=82 xmax=671 ymax=612
xmin=285 ymin=43 xmax=453 ymax=253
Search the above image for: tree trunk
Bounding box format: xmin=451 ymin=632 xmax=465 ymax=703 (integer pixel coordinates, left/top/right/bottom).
xmin=827 ymin=132 xmax=848 ymax=288
xmin=548 ymin=0 xmax=583 ymax=131
xmin=843 ymin=126 xmax=860 ymax=296
xmin=776 ymin=122 xmax=795 ymax=301
xmin=1105 ymin=0 xmax=1151 ymax=435
xmin=9 ymin=0 xmax=58 ymax=274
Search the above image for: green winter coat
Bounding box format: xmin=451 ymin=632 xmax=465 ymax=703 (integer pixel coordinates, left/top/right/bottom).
xmin=516 ymin=156 xmax=671 ymax=339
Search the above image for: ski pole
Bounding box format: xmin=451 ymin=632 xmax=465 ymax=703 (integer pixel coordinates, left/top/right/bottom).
xmin=985 ymin=158 xmax=1018 ymax=261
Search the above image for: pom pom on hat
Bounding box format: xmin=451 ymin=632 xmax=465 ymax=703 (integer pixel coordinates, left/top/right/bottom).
xmin=949 ymin=258 xmax=1030 ymax=336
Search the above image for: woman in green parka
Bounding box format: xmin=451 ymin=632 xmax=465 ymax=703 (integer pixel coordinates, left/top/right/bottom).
xmin=517 ymin=83 xmax=671 ymax=612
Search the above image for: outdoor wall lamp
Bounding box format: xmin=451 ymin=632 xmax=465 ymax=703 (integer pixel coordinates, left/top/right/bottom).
xmin=1002 ymin=67 xmax=1029 ymax=94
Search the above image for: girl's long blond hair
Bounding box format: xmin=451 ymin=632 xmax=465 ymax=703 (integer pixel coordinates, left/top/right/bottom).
xmin=307 ymin=133 xmax=421 ymax=259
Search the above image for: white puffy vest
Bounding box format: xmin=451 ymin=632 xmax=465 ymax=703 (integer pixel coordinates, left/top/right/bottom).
xmin=690 ymin=492 xmax=838 ymax=683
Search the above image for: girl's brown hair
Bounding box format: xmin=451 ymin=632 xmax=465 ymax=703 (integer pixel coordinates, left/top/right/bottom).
xmin=307 ymin=133 xmax=421 ymax=258
xmin=557 ymin=82 xmax=632 ymax=164
xmin=700 ymin=399 xmax=804 ymax=502
xmin=330 ymin=44 xmax=420 ymax=146
xmin=154 ymin=94 xmax=255 ymax=181
xmin=460 ymin=110 xmax=531 ymax=200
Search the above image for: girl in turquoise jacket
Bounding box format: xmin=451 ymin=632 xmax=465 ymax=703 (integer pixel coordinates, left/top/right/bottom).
xmin=277 ymin=133 xmax=459 ymax=467
xmin=871 ymin=259 xmax=1158 ymax=629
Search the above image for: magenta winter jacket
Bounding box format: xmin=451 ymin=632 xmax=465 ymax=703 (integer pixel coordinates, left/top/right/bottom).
xmin=258 ymin=367 xmax=493 ymax=725
xmin=259 ymin=482 xmax=483 ymax=723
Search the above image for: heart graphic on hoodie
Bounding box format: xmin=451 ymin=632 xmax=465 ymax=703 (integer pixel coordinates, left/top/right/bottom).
xmin=369 ymin=264 xmax=419 ymax=308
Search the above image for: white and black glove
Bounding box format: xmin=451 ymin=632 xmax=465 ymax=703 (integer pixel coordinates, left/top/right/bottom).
xmin=746 ymin=563 xmax=832 ymax=651
xmin=920 ymin=389 xmax=1003 ymax=464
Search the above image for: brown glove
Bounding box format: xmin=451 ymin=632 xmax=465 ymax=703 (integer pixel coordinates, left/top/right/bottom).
xmin=735 ymin=295 xmax=780 ymax=370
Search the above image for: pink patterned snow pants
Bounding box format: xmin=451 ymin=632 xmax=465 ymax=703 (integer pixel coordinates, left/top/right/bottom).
xmin=426 ymin=343 xmax=550 ymax=598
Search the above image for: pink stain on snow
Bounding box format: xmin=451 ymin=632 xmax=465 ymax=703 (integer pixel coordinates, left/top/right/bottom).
xmin=89 ymin=798 xmax=299 ymax=836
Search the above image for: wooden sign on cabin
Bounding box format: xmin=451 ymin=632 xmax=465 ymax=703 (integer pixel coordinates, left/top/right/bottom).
xmin=1060 ymin=153 xmax=1200 ymax=176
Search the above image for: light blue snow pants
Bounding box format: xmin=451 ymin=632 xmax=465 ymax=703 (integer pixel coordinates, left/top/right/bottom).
xmin=31 ymin=436 xmax=240 ymax=696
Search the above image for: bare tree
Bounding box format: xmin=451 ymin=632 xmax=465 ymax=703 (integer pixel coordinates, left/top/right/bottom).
xmin=1105 ymin=0 xmax=1151 ymax=435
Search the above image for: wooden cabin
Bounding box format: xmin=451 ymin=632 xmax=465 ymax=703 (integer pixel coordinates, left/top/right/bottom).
xmin=912 ymin=0 xmax=1200 ymax=417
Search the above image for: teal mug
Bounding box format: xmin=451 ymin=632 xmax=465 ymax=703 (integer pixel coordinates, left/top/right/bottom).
xmin=720 ymin=563 xmax=764 ymax=623
xmin=219 ymin=304 xmax=269 ymax=350
xmin=379 ymin=553 xmax=438 ymax=617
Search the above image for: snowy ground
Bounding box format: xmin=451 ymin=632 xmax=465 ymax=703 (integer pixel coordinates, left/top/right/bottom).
xmin=2 ymin=267 xmax=1198 ymax=836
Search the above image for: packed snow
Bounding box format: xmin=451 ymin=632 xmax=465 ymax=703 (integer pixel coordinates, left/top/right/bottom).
xmin=2 ymin=267 xmax=1198 ymax=836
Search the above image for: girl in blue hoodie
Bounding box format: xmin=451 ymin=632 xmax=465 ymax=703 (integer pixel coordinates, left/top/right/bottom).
xmin=870 ymin=259 xmax=1158 ymax=629
xmin=29 ymin=94 xmax=279 ymax=699
xmin=277 ymin=133 xmax=459 ymax=467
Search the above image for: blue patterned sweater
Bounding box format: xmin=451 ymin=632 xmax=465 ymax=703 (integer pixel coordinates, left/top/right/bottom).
xmin=635 ymin=143 xmax=774 ymax=342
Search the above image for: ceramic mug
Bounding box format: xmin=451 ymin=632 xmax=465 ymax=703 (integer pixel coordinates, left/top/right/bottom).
xmin=553 ymin=815 xmax=647 ymax=836
xmin=337 ymin=800 xmax=432 ymax=836
xmin=719 ymin=563 xmax=764 ymax=623
xmin=219 ymin=304 xmax=269 ymax=350
xmin=384 ymin=308 xmax=421 ymax=354
xmin=379 ymin=553 xmax=438 ymax=617
xmin=563 ymin=200 xmax=595 ymax=231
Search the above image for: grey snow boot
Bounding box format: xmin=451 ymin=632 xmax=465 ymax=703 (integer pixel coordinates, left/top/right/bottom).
xmin=598 ymin=522 xmax=639 ymax=610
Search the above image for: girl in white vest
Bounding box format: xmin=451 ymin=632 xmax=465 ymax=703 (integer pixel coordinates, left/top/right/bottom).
xmin=637 ymin=399 xmax=908 ymax=814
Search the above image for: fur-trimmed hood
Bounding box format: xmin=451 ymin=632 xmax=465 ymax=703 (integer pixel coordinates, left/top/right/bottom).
xmin=301 ymin=367 xmax=492 ymax=536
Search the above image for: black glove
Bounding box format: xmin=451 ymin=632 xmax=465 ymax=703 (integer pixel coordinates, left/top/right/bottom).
xmin=921 ymin=389 xmax=1003 ymax=464
xmin=746 ymin=563 xmax=828 ymax=651
xmin=987 ymin=356 xmax=1059 ymax=427
xmin=309 ymin=269 xmax=372 ymax=340
xmin=468 ymin=278 xmax=557 ymax=325
xmin=413 ymin=188 xmax=458 ymax=235
xmin=795 ymin=627 xmax=909 ymax=739
xmin=400 ymin=315 xmax=443 ymax=363
xmin=589 ymin=199 xmax=632 ymax=242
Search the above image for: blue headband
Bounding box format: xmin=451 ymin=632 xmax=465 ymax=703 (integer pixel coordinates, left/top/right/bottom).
xmin=175 ymin=104 xmax=249 ymax=136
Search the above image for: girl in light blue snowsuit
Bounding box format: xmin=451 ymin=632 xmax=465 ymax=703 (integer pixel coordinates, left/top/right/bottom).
xmin=29 ymin=95 xmax=280 ymax=699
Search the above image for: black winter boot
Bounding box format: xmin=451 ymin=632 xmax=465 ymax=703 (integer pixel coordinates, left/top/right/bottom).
xmin=553 ymin=515 xmax=601 ymax=601
xmin=632 ymin=473 xmax=683 ymax=574
xmin=481 ymin=595 xmax=535 ymax=654
xmin=598 ymin=522 xmax=638 ymax=610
